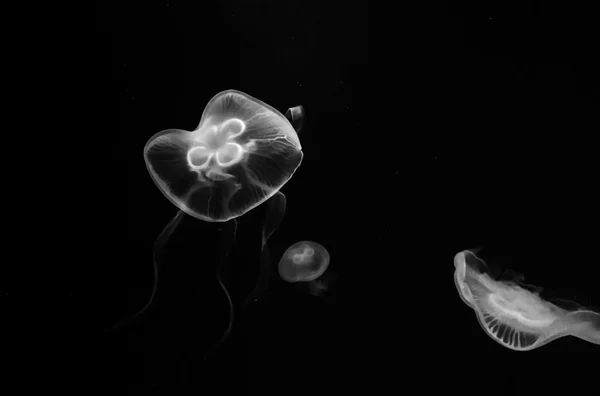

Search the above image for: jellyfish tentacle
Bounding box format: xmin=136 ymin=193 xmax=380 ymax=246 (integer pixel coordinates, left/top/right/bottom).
xmin=261 ymin=192 xmax=287 ymax=249
xmin=203 ymin=219 xmax=238 ymax=361
xmin=104 ymin=210 xmax=184 ymax=333
xmin=243 ymin=192 xmax=287 ymax=308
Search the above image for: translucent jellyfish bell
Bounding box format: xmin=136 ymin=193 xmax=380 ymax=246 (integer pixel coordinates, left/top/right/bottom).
xmin=454 ymin=250 xmax=600 ymax=351
xmin=144 ymin=90 xmax=304 ymax=222
xmin=277 ymin=241 xmax=334 ymax=298
xmin=280 ymin=242 xmax=330 ymax=280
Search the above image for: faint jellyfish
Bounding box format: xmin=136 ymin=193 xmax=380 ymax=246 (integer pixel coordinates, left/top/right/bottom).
xmin=454 ymin=249 xmax=600 ymax=351
xmin=104 ymin=90 xmax=305 ymax=358
xmin=278 ymin=241 xmax=332 ymax=297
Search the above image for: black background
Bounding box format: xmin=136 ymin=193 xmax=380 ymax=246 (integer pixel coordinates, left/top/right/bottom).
xmin=97 ymin=1 xmax=371 ymax=393
xmin=94 ymin=0 xmax=599 ymax=392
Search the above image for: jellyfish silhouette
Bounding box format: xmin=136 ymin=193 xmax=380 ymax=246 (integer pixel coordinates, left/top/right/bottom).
xmin=105 ymin=90 xmax=305 ymax=360
xmin=454 ymin=250 xmax=600 ymax=351
xmin=279 ymin=242 xmax=330 ymax=283
xmin=279 ymin=241 xmax=332 ymax=297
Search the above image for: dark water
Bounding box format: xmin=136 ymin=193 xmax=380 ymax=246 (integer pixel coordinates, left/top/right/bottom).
xmin=84 ymin=1 xmax=600 ymax=393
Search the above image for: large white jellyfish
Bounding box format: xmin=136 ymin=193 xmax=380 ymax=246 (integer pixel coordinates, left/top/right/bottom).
xmin=144 ymin=89 xmax=303 ymax=222
xmin=455 ymin=250 xmax=600 ymax=351
xmin=105 ymin=90 xmax=305 ymax=361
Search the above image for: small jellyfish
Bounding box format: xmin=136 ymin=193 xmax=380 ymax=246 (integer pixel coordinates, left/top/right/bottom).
xmin=143 ymin=89 xmax=304 ymax=222
xmin=279 ymin=242 xmax=329 ymax=282
xmin=105 ymin=90 xmax=306 ymax=360
xmin=454 ymin=250 xmax=600 ymax=351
